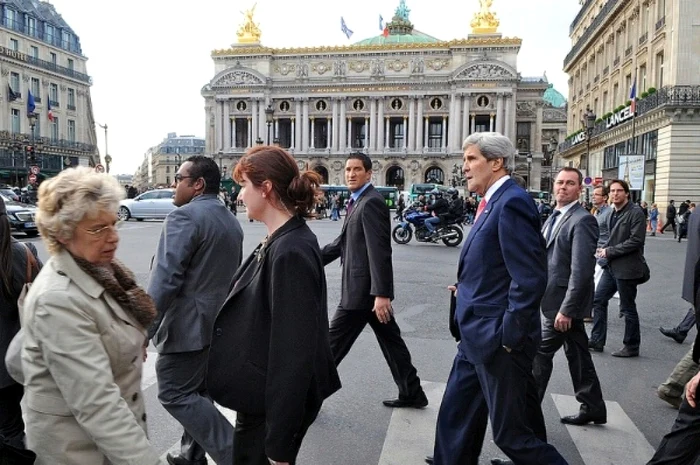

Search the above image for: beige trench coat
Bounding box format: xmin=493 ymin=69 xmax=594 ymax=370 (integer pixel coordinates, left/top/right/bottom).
xmin=20 ymin=250 xmax=164 ymax=465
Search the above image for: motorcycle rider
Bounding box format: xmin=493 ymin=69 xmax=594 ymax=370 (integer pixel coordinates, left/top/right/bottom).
xmin=444 ymin=188 xmax=464 ymax=224
xmin=424 ymin=188 xmax=450 ymax=237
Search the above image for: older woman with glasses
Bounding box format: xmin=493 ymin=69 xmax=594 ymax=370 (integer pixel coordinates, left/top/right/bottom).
xmin=19 ymin=167 xmax=165 ymax=464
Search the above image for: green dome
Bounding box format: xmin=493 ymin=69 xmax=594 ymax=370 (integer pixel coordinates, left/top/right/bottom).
xmin=544 ymin=84 xmax=567 ymax=108
xmin=354 ymin=29 xmax=441 ymax=46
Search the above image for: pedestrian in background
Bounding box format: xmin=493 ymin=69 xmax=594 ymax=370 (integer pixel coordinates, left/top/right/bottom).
xmin=148 ymin=156 xmax=243 ymax=465
xmin=207 ymin=146 xmax=340 ymax=465
xmin=0 ymin=196 xmax=41 ymax=450
xmin=649 ymin=203 xmax=659 ymax=236
xmin=662 ymin=200 xmax=677 ymax=237
xmin=20 ymin=167 xmax=164 ymax=464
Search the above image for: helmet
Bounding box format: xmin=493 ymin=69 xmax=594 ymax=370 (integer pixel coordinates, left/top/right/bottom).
xmin=446 ymin=187 xmax=458 ymax=197
xmin=429 ymin=188 xmax=442 ymax=196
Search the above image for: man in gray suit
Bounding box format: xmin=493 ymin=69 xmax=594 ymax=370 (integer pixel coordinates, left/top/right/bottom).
xmin=148 ymin=156 xmax=243 ymax=465
xmin=532 ymin=168 xmax=606 ymax=426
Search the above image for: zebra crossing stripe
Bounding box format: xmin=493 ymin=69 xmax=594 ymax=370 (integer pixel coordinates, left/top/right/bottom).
xmin=552 ymin=394 xmax=655 ymax=465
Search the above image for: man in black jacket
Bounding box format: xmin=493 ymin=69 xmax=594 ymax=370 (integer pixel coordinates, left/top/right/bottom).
xmin=662 ymin=200 xmax=677 ymax=238
xmin=424 ymin=188 xmax=449 ymax=237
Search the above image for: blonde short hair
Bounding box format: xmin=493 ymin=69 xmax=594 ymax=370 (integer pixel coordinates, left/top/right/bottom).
xmin=36 ymin=167 xmax=125 ymax=254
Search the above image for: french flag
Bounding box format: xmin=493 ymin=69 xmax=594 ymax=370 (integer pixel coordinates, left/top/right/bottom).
xmin=47 ymin=99 xmax=54 ymax=122
xmin=629 ymin=76 xmax=637 ymax=114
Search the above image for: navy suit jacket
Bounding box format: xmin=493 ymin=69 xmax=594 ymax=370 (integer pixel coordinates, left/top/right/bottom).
xmin=456 ymin=178 xmax=547 ymax=364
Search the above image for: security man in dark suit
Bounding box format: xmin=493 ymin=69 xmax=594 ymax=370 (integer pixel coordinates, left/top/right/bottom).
xmin=322 ymin=152 xmax=428 ymax=409
xmin=647 ymin=205 xmax=700 ymax=464
xmin=532 ymin=167 xmax=607 ymax=426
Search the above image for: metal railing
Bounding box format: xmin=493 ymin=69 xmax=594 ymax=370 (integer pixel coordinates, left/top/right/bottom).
xmin=603 ymin=66 xmax=609 ymax=76
xmin=564 ymin=0 xmax=621 ymax=68
xmin=558 ymin=85 xmax=700 ymax=153
xmin=613 ymin=56 xmax=620 ymax=66
xmin=625 ymin=46 xmax=633 ymax=58
xmin=0 ymin=130 xmax=96 ymax=153
xmin=639 ymin=32 xmax=648 ymax=45
xmin=2 ymin=18 xmax=83 ymax=54
xmin=655 ymin=16 xmax=666 ymax=31
xmin=24 ymin=56 xmax=91 ymax=83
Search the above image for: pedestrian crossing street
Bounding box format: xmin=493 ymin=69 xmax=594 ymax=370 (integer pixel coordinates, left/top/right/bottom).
xmin=142 ymin=353 xmax=659 ymax=465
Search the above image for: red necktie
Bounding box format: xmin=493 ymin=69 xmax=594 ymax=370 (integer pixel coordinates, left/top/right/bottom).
xmin=346 ymin=198 xmax=355 ymax=217
xmin=475 ymin=198 xmax=487 ymax=221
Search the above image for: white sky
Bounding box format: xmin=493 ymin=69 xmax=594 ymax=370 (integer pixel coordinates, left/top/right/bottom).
xmin=48 ymin=0 xmax=582 ymax=175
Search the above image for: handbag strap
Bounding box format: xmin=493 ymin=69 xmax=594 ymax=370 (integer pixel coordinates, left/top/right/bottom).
xmin=22 ymin=243 xmax=38 ymax=284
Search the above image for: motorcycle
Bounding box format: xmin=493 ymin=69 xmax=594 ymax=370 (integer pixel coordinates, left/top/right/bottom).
xmin=392 ymin=207 xmax=464 ymax=247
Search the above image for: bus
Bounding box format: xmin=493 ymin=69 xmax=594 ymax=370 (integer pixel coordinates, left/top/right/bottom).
xmin=407 ymin=183 xmax=450 ymax=203
xmin=320 ymin=185 xmax=399 ymax=209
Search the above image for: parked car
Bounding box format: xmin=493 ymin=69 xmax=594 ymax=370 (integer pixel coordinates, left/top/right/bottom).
xmin=118 ymin=188 xmax=176 ymax=221
xmin=0 ymin=194 xmax=39 ymax=237
xmin=0 ymin=187 xmax=20 ymax=202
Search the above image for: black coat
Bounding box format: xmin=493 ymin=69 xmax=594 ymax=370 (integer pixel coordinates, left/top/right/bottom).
xmin=322 ymin=185 xmax=394 ymax=309
xmin=682 ymin=211 xmax=700 ymax=308
xmin=206 ymin=216 xmax=340 ymax=461
xmin=603 ymin=202 xmax=649 ymax=281
xmin=0 ymin=240 xmax=41 ymax=388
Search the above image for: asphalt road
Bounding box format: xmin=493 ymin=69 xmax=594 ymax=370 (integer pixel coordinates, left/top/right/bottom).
xmin=14 ymin=213 xmax=695 ymax=464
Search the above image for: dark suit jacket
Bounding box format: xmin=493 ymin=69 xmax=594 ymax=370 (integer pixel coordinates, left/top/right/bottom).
xmin=322 ymin=185 xmax=394 ymax=309
xmin=147 ymin=194 xmax=243 ymax=354
xmin=455 ymin=178 xmax=547 ymax=364
xmin=1 ymin=240 xmax=41 ymax=388
xmin=207 ymin=216 xmax=341 ymax=461
xmin=603 ymin=202 xmax=649 ymax=281
xmin=682 ymin=211 xmax=700 ymax=309
xmin=540 ymin=203 xmax=598 ymax=320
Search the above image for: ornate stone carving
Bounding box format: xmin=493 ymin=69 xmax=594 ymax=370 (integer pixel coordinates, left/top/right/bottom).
xmin=409 ymin=159 xmax=421 ymax=174
xmin=372 ymin=160 xmax=382 ymax=171
xmin=516 ymin=101 xmax=537 ymax=117
xmin=296 ymin=62 xmax=309 ymax=78
xmin=41 ymin=80 xmax=49 ymax=88
xmin=428 ymin=58 xmax=450 ymax=71
xmin=410 ymin=57 xmax=424 ymax=74
xmin=236 ymin=4 xmax=262 ymax=44
xmin=370 ymin=59 xmax=385 ymax=77
xmin=543 ymin=108 xmax=567 ymax=122
xmin=213 ymin=70 xmax=264 ymax=87
xmin=22 ymin=74 xmax=30 ymax=82
xmin=332 ymin=160 xmax=343 ymax=171
xmin=333 ymin=60 xmax=347 ymax=77
xmin=387 ymin=59 xmax=407 ymax=72
xmin=275 ymin=63 xmax=295 ymax=75
xmin=457 ymin=62 xmax=514 ymax=79
xmin=312 ymin=62 xmax=331 ymax=75
xmin=348 ymin=61 xmax=368 ymax=73
xmin=60 ymin=84 xmax=67 ymax=91
xmin=297 ymin=160 xmax=306 ymax=170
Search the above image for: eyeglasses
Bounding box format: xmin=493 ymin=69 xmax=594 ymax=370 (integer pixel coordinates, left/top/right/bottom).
xmin=81 ymin=220 xmax=124 ymax=238
xmin=174 ymin=174 xmax=195 ymax=183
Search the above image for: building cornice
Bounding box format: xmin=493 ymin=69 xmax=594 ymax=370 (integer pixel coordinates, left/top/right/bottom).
xmin=211 ymin=37 xmax=522 ymax=57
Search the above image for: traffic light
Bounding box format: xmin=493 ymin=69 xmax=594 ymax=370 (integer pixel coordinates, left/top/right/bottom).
xmin=25 ymin=145 xmax=36 ymax=164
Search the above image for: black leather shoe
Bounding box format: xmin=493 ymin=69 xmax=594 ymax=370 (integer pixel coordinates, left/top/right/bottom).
xmin=382 ymin=391 xmax=429 ymax=409
xmin=659 ymin=327 xmax=686 ymax=344
xmin=588 ymin=341 xmax=604 ymax=352
xmin=490 ymin=459 xmax=514 ymax=465
xmin=425 ymin=456 xmax=434 ymax=464
xmin=561 ymin=411 xmax=607 ymax=425
xmin=166 ymin=453 xmax=207 ymax=465
xmin=611 ymin=346 xmax=639 ymax=357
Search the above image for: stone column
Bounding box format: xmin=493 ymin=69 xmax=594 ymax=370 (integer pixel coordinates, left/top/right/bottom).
xmin=290 ymin=118 xmax=295 ymax=150
xmin=332 ymin=99 xmax=339 ymax=151
xmin=232 ymin=118 xmax=237 ymax=149
xmin=408 ymin=98 xmax=416 ymax=151
xmin=534 ymin=103 xmax=543 ymax=153
xmin=251 ymin=100 xmax=258 ymax=146
xmin=347 ymin=118 xmax=352 ymax=150
xmin=403 ymin=116 xmax=408 ymax=149
xmin=326 ymin=118 xmax=331 ymax=149
xmin=215 ymin=100 xmax=223 ymax=151
xmin=258 ymin=100 xmax=266 ymax=142
xmin=448 ymin=93 xmax=458 ymax=151
xmin=377 ymin=98 xmax=384 ymax=152
xmin=424 ymin=117 xmax=429 ymax=149
xmin=462 ymin=94 xmax=470 ymax=142
xmin=496 ymin=93 xmax=505 ymax=134
xmin=441 ymin=116 xmax=447 ymax=149
xmin=274 ymin=118 xmax=279 ymax=141
xmin=470 ymin=112 xmax=476 ymax=134
xmin=302 ymin=99 xmax=309 ymax=151
xmin=364 ymin=117 xmax=369 ymax=149
xmin=416 ymin=97 xmax=424 ymax=150
xmin=295 ymin=99 xmax=302 ymax=152
xmin=385 ymin=117 xmax=390 ymax=148
xmin=489 ymin=113 xmax=495 ymax=132
xmin=310 ymin=117 xmax=316 ymax=149
xmin=369 ymin=98 xmax=377 ymax=150
xmin=247 ymin=117 xmax=252 ymax=148
xmin=504 ymin=93 xmax=513 ymax=142
xmin=339 ymin=99 xmax=347 ymax=152
xmin=223 ymin=100 xmax=231 ymax=150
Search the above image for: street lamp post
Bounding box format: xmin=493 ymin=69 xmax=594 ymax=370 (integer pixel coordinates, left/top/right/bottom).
xmin=264 ymin=105 xmax=274 ymax=145
xmin=546 ymin=137 xmax=558 ymax=198
xmin=98 ymin=123 xmax=111 ymax=173
xmin=584 ymin=107 xmax=596 ymax=203
xmin=526 ymin=152 xmax=533 ymax=193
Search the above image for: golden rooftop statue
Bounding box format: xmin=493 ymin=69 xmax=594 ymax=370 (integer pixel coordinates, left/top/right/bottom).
xmin=471 ymin=0 xmax=500 ymax=34
xmin=236 ymin=3 xmax=262 ymax=44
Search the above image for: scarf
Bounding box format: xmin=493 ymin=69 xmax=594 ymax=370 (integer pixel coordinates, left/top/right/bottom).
xmin=72 ymin=255 xmax=157 ymax=330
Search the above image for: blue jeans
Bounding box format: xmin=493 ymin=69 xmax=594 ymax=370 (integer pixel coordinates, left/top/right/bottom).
xmin=425 ymin=216 xmax=441 ymax=232
xmin=590 ymin=267 xmax=641 ymax=349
